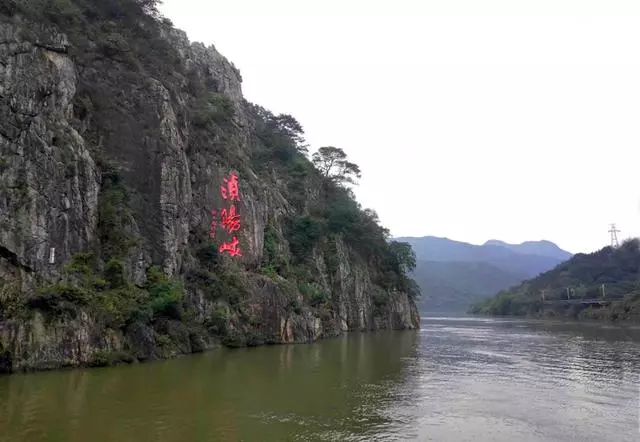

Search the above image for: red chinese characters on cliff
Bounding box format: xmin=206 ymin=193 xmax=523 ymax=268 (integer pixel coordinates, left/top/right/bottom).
xmin=219 ymin=236 xmax=242 ymax=257
xmin=210 ymin=173 xmax=243 ymax=257
xmin=220 ymin=173 xmax=240 ymax=202
xmin=220 ymin=205 xmax=241 ymax=233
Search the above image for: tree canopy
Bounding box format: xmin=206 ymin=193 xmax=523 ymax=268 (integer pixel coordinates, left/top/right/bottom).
xmin=271 ymin=114 xmax=307 ymax=153
xmin=389 ymin=241 xmax=417 ymax=273
xmin=312 ymin=146 xmax=362 ymax=185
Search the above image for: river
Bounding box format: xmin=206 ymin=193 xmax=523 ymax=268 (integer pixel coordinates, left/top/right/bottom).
xmin=1 ymin=316 xmax=639 ymax=441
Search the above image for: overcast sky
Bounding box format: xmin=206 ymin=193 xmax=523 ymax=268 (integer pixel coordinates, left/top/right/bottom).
xmin=160 ymin=0 xmax=640 ymax=254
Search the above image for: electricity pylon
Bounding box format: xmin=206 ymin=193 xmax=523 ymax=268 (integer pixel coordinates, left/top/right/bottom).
xmin=608 ymin=223 xmax=620 ymax=248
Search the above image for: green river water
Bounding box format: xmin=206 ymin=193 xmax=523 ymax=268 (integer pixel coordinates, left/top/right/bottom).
xmin=1 ymin=316 xmax=639 ymax=441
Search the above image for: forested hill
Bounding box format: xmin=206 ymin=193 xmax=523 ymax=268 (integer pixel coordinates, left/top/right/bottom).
xmin=410 ymin=260 xmax=526 ymax=312
xmin=471 ymin=239 xmax=640 ymax=321
xmin=0 ymin=0 xmax=418 ymax=373
xmin=397 ymin=236 xmax=571 ymax=312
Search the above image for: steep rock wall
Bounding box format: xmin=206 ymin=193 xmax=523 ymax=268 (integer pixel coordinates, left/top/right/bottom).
xmin=0 ymin=10 xmax=419 ymax=373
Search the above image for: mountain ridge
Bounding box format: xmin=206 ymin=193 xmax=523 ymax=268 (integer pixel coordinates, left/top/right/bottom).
xmin=397 ymin=236 xmax=572 ymax=312
xmin=397 ymin=236 xmax=571 ymax=279
xmin=483 ymin=239 xmax=572 ymax=261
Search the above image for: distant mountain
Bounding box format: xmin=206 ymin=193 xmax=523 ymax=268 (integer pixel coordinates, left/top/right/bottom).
xmin=398 ymin=236 xmax=569 ymax=278
xmin=411 ymin=260 xmax=526 ymax=312
xmin=471 ymin=239 xmax=640 ymax=321
xmin=396 ymin=236 xmax=572 ymax=313
xmin=483 ymin=239 xmax=572 ymax=261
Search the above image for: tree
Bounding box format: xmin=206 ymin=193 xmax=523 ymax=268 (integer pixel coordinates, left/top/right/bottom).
xmin=137 ymin=0 xmax=161 ymax=15
xmin=252 ymin=106 xmax=308 ymax=157
xmin=312 ymin=146 xmax=361 ymax=185
xmin=389 ymin=241 xmax=416 ymax=274
xmin=272 ymin=114 xmax=308 ymax=153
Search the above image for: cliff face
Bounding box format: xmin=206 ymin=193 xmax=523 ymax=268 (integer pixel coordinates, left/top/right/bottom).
xmin=0 ymin=5 xmax=418 ymax=373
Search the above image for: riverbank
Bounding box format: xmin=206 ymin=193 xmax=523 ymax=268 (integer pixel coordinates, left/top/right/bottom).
xmin=469 ymin=295 xmax=640 ymax=323
xmin=0 ymin=295 xmax=419 ymax=375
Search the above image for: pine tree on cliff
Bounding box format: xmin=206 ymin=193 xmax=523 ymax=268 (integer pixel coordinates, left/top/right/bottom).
xmin=312 ymin=146 xmax=362 ymax=186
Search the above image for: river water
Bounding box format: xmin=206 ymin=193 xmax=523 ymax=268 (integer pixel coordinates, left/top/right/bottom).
xmin=1 ymin=316 xmax=639 ymax=441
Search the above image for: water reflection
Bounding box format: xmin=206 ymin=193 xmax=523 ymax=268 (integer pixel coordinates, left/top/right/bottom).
xmin=1 ymin=319 xmax=639 ymax=441
xmin=0 ymin=331 xmax=418 ymax=442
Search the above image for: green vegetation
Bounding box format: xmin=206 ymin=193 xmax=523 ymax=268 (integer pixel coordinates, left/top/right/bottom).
xmin=299 ymin=283 xmax=329 ymax=307
xmin=23 ymin=253 xmax=185 ymax=331
xmin=97 ymin=166 xmax=135 ymax=260
xmin=0 ymin=0 xmax=419 ymax=367
xmin=0 ymin=281 xmax=23 ymax=320
xmin=286 ymin=216 xmax=326 ymax=262
xmin=312 ymin=146 xmax=361 ymax=185
xmin=28 ymin=283 xmax=90 ymax=314
xmin=250 ymin=105 xmax=310 ymax=177
xmin=471 ymin=239 xmax=640 ymax=321
xmin=388 ymin=241 xmax=417 ymax=274
xmin=145 ymin=266 xmax=184 ymax=320
xmin=248 ymin=102 xmax=419 ymax=305
xmin=262 ymin=225 xmax=289 ymax=275
xmin=11 ymin=0 xmax=174 ymax=69
xmin=192 ymin=93 xmax=235 ymax=127
xmin=184 ymin=262 xmax=250 ymax=313
xmin=206 ymin=306 xmax=230 ymax=335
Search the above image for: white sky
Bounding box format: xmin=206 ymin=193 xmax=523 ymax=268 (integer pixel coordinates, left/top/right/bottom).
xmin=159 ymin=0 xmax=640 ymax=254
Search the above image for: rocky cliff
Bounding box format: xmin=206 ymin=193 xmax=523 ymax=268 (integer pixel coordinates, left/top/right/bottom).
xmin=0 ymin=1 xmax=419 ymax=373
